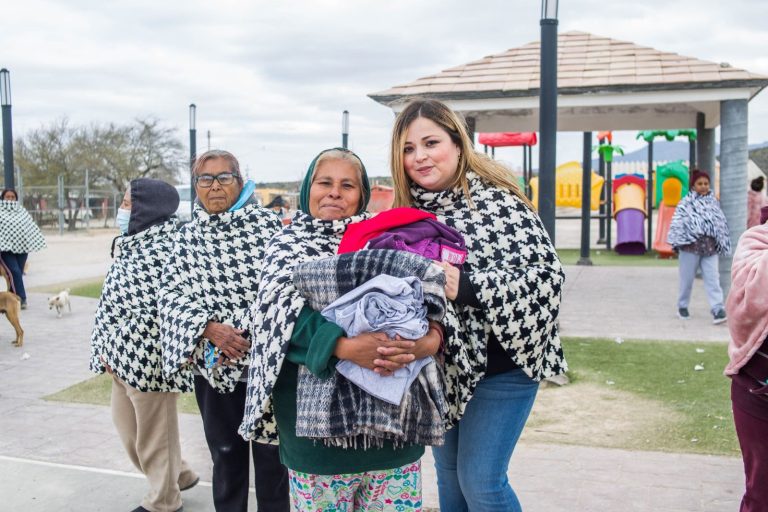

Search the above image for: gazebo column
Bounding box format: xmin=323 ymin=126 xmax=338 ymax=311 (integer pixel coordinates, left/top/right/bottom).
xmin=718 ymin=99 xmax=748 ymax=294
xmin=696 ymin=112 xmax=716 ymax=174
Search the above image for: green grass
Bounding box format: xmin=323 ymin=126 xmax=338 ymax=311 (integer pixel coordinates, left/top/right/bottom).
xmin=30 ymin=278 xmax=105 ymax=298
xmin=69 ymin=280 xmax=105 ymax=299
xmin=562 ymin=337 xmax=738 ymax=456
xmin=44 ymin=373 xmax=200 ymax=415
xmin=557 ymin=248 xmax=678 ymax=267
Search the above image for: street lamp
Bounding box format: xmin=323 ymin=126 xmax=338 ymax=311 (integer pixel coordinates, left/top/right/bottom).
xmin=189 ymin=103 xmax=197 ymax=211
xmin=1 ymin=69 xmax=14 ymax=189
xmin=342 ymin=110 xmax=349 ymax=149
xmin=538 ymin=0 xmax=559 ymax=243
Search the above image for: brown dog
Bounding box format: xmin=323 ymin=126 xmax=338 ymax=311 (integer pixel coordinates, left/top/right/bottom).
xmin=0 ymin=292 xmax=23 ymax=347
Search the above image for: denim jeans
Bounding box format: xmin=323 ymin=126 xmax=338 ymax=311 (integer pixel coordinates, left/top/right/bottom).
xmin=1 ymin=251 xmax=27 ymax=301
xmin=432 ymin=368 xmax=539 ymax=512
xmin=677 ymin=250 xmax=724 ymax=312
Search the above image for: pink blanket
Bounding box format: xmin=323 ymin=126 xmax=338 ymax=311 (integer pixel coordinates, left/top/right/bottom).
xmin=725 ymin=223 xmax=768 ymax=374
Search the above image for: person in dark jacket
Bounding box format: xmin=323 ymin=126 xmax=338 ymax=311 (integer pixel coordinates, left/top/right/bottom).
xmin=91 ymin=178 xmax=199 ymax=512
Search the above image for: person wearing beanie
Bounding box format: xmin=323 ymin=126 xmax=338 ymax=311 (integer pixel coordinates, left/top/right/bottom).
xmin=90 ymin=178 xmax=199 ymax=512
xmin=158 ymin=150 xmax=289 ymax=512
xmin=667 ymin=169 xmax=731 ymax=323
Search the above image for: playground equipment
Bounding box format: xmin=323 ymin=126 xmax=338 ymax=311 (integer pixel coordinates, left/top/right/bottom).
xmin=654 ymin=160 xmax=689 ymax=207
xmin=529 ymin=161 xmax=604 ymax=210
xmin=636 ymin=129 xmax=697 ymax=252
xmin=478 ymin=132 xmax=536 ymax=198
xmin=612 ymin=174 xmax=647 ymax=255
xmin=652 ymin=161 xmax=690 ymax=257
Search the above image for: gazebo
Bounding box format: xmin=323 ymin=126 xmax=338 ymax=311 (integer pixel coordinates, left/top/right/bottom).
xmin=369 ymin=31 xmax=768 ymax=290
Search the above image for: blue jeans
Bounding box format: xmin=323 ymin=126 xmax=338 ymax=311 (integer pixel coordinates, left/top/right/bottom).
xmin=1 ymin=252 xmax=28 ymax=301
xmin=677 ymin=250 xmax=724 ymax=313
xmin=432 ymin=368 xmax=539 ymax=512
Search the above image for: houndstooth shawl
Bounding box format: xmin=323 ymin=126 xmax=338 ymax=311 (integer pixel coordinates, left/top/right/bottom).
xmin=158 ymin=203 xmax=282 ymax=393
xmin=90 ymin=220 xmax=192 ymax=392
xmin=0 ymin=201 xmax=46 ymax=254
xmin=292 ymin=250 xmax=448 ymax=448
xmin=667 ymin=191 xmax=732 ymax=255
xmin=239 ymin=210 xmax=371 ymax=443
xmin=410 ymin=172 xmax=567 ymax=425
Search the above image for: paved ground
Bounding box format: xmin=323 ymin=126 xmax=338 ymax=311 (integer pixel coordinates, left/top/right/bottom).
xmin=0 ymin=228 xmax=743 ymax=511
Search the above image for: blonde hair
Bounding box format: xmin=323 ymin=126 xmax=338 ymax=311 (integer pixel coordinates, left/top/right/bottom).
xmin=389 ymin=98 xmax=532 ymax=209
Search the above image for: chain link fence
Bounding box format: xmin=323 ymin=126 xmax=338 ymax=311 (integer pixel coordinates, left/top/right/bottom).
xmin=15 ymin=173 xmax=120 ymax=233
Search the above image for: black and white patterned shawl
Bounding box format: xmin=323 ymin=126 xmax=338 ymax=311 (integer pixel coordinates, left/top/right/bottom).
xmin=667 ymin=191 xmax=732 ymax=255
xmin=159 ymin=203 xmax=282 ymax=393
xmin=0 ymin=200 xmax=46 ymax=254
xmin=90 ymin=220 xmax=192 ymax=392
xmin=410 ymin=171 xmax=567 ymax=425
xmin=239 ymin=210 xmax=371 ymax=443
xmin=292 ymin=250 xmax=448 ymax=448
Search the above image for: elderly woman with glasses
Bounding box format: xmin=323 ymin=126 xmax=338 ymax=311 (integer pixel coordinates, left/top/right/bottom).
xmin=159 ymin=150 xmax=289 ymax=512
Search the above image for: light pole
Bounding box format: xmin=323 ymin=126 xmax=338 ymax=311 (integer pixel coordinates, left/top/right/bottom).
xmin=1 ymin=69 xmax=14 ymax=190
xmin=538 ymin=0 xmax=559 ymax=243
xmin=189 ymin=103 xmax=197 ymax=212
xmin=342 ymin=110 xmax=349 ymax=149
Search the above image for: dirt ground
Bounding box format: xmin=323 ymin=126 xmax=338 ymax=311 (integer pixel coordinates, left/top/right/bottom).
xmin=521 ymin=381 xmax=684 ymax=450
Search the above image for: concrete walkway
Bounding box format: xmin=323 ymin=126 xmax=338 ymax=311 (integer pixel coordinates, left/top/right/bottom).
xmin=0 ymin=231 xmax=743 ymax=511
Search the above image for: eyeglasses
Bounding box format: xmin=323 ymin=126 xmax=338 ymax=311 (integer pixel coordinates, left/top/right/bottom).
xmin=195 ymin=172 xmax=240 ymax=188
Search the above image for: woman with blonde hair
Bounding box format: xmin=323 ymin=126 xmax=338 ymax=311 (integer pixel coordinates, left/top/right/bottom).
xmin=389 ymin=98 xmax=567 ymax=512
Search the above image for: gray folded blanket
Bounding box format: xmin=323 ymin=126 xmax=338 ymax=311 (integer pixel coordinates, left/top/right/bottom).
xmin=292 ymin=249 xmax=448 ymax=448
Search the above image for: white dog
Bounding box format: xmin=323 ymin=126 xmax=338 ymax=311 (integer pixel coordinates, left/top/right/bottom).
xmin=48 ymin=288 xmax=71 ymax=318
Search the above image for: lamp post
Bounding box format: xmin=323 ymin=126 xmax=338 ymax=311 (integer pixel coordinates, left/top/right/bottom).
xmin=342 ymin=110 xmax=349 ymax=149
xmin=1 ymin=69 xmax=14 ymax=189
xmin=538 ymin=0 xmax=559 ymax=243
xmin=189 ymin=103 xmax=197 ymax=212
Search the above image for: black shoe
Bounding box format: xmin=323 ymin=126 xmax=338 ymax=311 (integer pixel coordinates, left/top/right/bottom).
xmin=712 ymin=309 xmax=727 ymax=325
xmin=20 ymin=300 xmax=27 ymax=310
xmin=677 ymin=308 xmax=690 ymax=320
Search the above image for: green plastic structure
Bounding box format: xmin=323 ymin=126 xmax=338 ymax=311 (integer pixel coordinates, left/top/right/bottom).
xmin=636 ymin=129 xmax=697 ymax=143
xmin=654 ymin=160 xmax=690 ymax=207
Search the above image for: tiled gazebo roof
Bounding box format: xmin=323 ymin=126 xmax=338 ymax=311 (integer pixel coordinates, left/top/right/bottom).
xmin=370 ymin=31 xmax=767 ymax=102
xmin=369 ymin=31 xmax=768 ymax=131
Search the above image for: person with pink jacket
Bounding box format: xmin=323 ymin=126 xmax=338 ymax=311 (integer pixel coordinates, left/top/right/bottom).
xmin=725 ymin=206 xmax=768 ymax=512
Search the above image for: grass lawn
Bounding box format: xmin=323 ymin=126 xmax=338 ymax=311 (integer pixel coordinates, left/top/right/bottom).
xmin=555 ymin=337 xmax=738 ymax=456
xmin=44 ymin=373 xmax=200 ymax=415
xmin=31 ymin=278 xmax=105 ymax=299
xmin=556 ymin=248 xmax=678 ymax=267
xmin=45 ymin=337 xmax=738 ymax=456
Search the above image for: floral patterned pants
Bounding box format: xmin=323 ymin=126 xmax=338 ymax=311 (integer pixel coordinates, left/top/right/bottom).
xmin=289 ymin=460 xmax=422 ymax=511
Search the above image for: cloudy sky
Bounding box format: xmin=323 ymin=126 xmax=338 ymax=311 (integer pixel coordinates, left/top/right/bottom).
xmin=2 ymin=0 xmax=768 ymax=183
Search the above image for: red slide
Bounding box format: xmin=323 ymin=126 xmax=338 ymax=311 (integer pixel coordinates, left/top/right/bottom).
xmin=653 ymin=203 xmax=676 ymax=258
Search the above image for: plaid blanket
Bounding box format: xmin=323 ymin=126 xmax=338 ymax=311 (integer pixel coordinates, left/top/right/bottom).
xmin=292 ymin=249 xmax=448 ymax=447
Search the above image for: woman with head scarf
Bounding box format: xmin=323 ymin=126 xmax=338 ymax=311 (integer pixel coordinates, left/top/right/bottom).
xmin=388 ymin=99 xmax=566 ymax=512
xmin=158 ymin=150 xmax=289 ymax=512
xmin=0 ymin=188 xmax=46 ymax=308
xmin=240 ymin=148 xmax=443 ymax=512
xmin=91 ymin=178 xmax=198 ymax=512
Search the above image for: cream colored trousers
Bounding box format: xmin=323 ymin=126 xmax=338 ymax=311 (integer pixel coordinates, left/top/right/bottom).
xmin=111 ymin=375 xmax=197 ymax=512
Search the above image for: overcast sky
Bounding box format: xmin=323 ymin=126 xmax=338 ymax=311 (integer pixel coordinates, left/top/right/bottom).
xmin=2 ymin=0 xmax=768 ymax=184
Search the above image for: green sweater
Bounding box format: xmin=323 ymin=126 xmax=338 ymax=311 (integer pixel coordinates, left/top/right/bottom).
xmin=271 ymin=306 xmax=424 ymax=474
